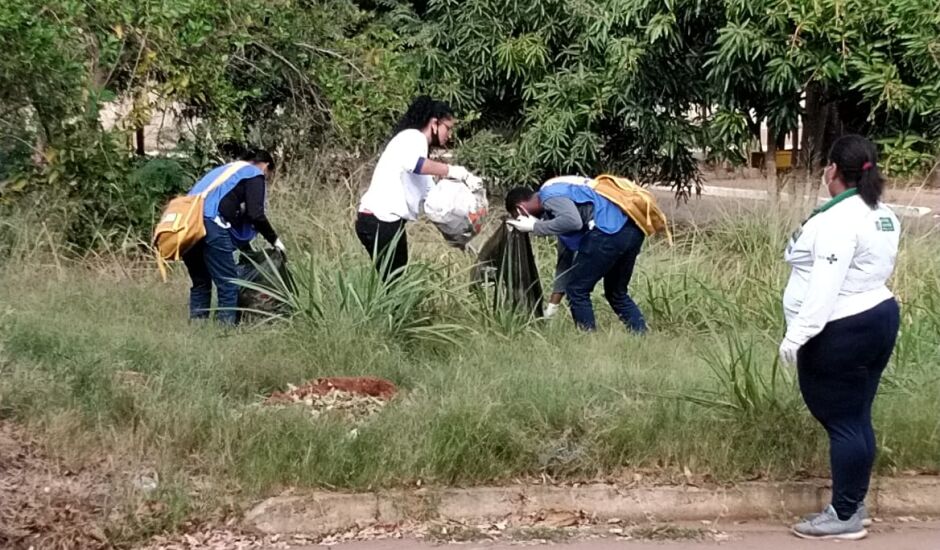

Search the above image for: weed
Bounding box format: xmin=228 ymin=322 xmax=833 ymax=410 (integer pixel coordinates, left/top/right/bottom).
xmin=0 ymin=183 xmax=937 ymax=542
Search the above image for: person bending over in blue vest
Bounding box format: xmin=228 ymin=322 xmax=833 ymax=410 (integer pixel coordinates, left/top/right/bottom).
xmin=183 ymin=150 xmax=284 ymax=325
xmin=505 ymin=183 xmax=647 ymax=333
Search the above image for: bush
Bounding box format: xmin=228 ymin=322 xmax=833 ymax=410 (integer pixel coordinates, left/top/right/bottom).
xmin=126 ymin=157 xmax=189 ymax=224
xmin=454 ymin=130 xmax=520 ymax=189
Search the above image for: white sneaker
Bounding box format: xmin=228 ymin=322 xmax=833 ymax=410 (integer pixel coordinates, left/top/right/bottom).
xmin=803 ymin=502 xmax=872 ymax=527
xmin=792 ymin=505 xmax=868 ymax=540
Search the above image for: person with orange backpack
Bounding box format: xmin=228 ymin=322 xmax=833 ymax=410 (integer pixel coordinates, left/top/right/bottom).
xmin=180 ymin=150 xmax=283 ymax=325
xmin=505 ymin=175 xmax=669 ymax=333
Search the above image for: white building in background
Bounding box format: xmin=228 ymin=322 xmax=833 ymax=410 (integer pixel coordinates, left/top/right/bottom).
xmin=99 ymin=93 xmax=197 ymax=154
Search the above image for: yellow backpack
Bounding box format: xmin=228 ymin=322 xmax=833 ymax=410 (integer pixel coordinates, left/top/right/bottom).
xmin=152 ymin=161 xmax=249 ymax=281
xmin=589 ymin=174 xmax=672 ymax=245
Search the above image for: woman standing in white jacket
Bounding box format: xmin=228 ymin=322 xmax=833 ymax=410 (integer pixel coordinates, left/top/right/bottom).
xmin=781 ymin=135 xmax=901 ymax=540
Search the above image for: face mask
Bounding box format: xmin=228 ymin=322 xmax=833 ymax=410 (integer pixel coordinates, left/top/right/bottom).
xmin=821 ymin=164 xmax=833 ymax=193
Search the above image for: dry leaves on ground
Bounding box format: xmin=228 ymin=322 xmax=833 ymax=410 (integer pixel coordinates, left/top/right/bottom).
xmin=262 ymin=377 xmax=397 ymax=422
xmin=0 ymin=421 xmax=111 ymax=550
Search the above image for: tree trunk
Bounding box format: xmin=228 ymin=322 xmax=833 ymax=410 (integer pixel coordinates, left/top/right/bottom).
xmin=29 ymin=102 xmax=54 ymax=167
xmin=135 ymin=126 xmax=145 ymax=156
xmin=801 ymin=82 xmax=827 ymax=176
xmin=765 ymin=123 xmax=778 ymax=199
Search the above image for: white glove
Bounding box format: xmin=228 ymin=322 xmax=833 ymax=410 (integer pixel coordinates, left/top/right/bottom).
xmin=465 ymin=174 xmax=484 ymax=191
xmin=544 ymin=302 xmax=561 ymax=318
xmin=507 ymin=214 xmax=538 ymax=233
xmin=273 ymin=238 xmax=287 ymax=253
xmin=778 ymin=338 xmax=800 ymax=367
xmin=447 ymin=165 xmax=470 ymax=181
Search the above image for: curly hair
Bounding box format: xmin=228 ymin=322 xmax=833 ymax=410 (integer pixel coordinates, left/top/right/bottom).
xmin=392 ymin=95 xmax=454 ymax=137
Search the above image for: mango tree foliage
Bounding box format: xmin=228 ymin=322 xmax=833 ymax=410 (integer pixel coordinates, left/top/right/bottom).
xmin=0 ymin=0 xmax=418 ymax=244
xmin=422 ymin=0 xmax=940 ymax=187
xmin=708 ymin=0 xmax=940 ymax=175
xmin=420 ymin=0 xmax=724 ymax=193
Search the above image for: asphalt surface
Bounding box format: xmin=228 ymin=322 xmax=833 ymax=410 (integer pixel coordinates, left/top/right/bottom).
xmin=294 ymin=520 xmax=940 ymax=549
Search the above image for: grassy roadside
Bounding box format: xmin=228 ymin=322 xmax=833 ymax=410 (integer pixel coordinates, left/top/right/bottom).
xmin=0 ymin=178 xmax=938 ymax=542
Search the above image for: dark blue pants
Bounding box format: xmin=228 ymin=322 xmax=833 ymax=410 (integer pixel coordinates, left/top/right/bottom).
xmin=797 ymin=298 xmax=900 ymax=520
xmin=565 ymin=221 xmax=647 ymax=332
xmin=183 ymin=219 xmax=240 ymax=325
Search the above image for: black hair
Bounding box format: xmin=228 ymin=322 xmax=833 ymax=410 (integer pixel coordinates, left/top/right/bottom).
xmin=828 ymin=134 xmax=883 ymax=208
xmin=505 ymin=186 xmax=536 ymax=214
xmin=240 ymin=149 xmax=276 ymax=172
xmin=392 ymin=95 xmax=455 ymax=137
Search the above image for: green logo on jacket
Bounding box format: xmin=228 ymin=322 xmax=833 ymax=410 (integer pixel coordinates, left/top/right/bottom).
xmin=877 ymin=217 xmax=895 ymax=232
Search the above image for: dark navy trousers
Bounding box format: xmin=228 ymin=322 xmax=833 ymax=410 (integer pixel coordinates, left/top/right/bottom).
xmin=797 ymin=298 xmax=900 ymax=520
xmin=565 ymin=221 xmax=647 ymax=332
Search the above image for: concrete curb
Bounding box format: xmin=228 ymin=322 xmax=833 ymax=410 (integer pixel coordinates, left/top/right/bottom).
xmin=244 ymin=477 xmax=940 ymax=536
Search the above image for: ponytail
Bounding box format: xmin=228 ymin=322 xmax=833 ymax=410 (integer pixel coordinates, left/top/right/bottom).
xmin=827 ymin=134 xmax=884 ymax=208
xmin=392 ymin=95 xmax=455 ymax=138
xmin=856 ymin=163 xmax=884 ymax=208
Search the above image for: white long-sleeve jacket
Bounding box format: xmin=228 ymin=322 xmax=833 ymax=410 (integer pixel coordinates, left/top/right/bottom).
xmin=782 ymin=190 xmax=900 ymax=346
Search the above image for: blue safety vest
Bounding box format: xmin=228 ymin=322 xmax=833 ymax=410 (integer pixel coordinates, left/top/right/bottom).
xmin=188 ymin=162 xmax=264 ymax=244
xmin=538 ymin=183 xmax=628 ymax=251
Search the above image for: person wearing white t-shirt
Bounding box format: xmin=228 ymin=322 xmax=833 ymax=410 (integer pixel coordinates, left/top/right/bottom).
xmin=356 ymin=96 xmax=480 ymax=280
xmin=781 ymin=135 xmax=901 ymax=541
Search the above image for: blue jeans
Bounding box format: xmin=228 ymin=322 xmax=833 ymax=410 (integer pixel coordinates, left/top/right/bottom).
xmin=797 ymin=298 xmax=900 ymax=520
xmin=552 ymin=240 xmax=577 ymax=294
xmin=566 ymin=221 xmax=647 ymax=332
xmin=182 ymin=219 xmax=240 ymax=325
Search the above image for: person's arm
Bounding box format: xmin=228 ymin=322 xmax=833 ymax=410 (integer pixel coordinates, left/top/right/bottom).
xmin=396 ymin=131 xmax=472 ymax=180
xmin=533 ymin=197 xmax=584 ymax=236
xmin=784 ymin=223 xmax=858 ymax=346
xmin=242 ymin=175 xmax=278 ymax=245
xmin=412 ymin=157 xmax=475 ymax=182
xmin=414 ymin=157 xmax=449 ymax=177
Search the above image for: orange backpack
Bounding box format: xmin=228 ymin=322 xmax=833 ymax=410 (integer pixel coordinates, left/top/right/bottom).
xmin=589 ymin=174 xmax=672 ymax=244
xmin=152 ymin=161 xmax=249 ymax=280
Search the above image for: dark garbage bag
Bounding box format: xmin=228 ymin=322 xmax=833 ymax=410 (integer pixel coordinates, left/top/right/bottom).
xmin=236 ymin=248 xmax=295 ymax=316
xmin=471 ymin=221 xmax=544 ymax=317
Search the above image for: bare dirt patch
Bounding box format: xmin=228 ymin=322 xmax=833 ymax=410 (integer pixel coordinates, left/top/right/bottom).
xmin=0 ymin=421 xmax=112 ymax=549
xmin=263 ymin=377 xmax=398 ymax=421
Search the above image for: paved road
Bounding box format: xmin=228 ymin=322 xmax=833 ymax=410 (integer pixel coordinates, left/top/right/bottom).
xmin=294 ymin=521 xmax=940 ymax=549
xmin=652 ymin=187 xmax=940 ymax=235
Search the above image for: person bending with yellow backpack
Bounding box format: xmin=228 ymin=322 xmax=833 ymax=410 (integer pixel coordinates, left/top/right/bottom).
xmin=504 ymin=175 xmax=669 ymax=333
xmin=176 ymin=150 xmax=283 ymax=325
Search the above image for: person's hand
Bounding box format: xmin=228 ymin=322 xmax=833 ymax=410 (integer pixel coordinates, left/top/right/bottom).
xmin=447 ymin=165 xmax=470 ymax=181
xmin=507 ymin=214 xmax=538 ymax=233
xmin=465 ymin=174 xmax=484 ymax=191
xmin=544 ymin=302 xmax=561 ymax=318
xmin=274 ymin=238 xmax=287 ymax=254
xmin=778 ymin=338 xmax=800 ymax=367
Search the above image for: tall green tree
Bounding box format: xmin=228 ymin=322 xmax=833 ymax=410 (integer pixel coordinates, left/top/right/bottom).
xmin=422 ymin=0 xmax=940 ymax=188
xmin=708 ymin=0 xmax=940 ymax=178
xmin=0 ymin=0 xmax=418 ymax=245
xmin=420 ymin=0 xmax=724 ymax=194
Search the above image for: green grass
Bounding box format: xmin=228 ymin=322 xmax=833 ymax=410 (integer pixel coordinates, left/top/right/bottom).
xmin=0 ymin=179 xmax=938 ymax=530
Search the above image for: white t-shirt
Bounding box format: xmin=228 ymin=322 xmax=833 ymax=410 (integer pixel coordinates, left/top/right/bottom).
xmin=783 ymin=192 xmax=900 ymax=346
xmin=359 ymin=129 xmax=433 ymax=222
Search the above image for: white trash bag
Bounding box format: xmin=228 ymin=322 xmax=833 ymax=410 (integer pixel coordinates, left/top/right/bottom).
xmin=424 ymin=178 xmax=488 ymax=250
